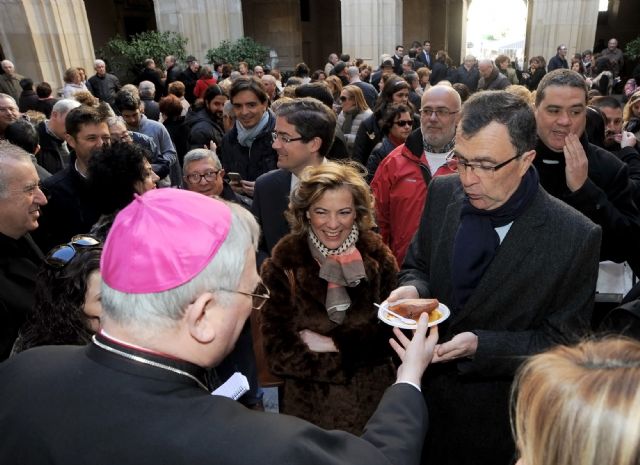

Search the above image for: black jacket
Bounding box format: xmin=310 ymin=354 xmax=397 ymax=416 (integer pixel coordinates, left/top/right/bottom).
xmin=220 ymin=112 xmax=277 ymax=182
xmin=87 ymin=73 xmax=120 ymax=106
xmin=36 ymin=121 xmax=66 ymax=175
xmin=186 ymin=108 xmax=225 ymax=151
xmin=453 ymin=65 xmax=480 ymax=91
xmin=32 ymin=161 xmax=100 ymax=254
xmin=0 ymin=233 xmax=43 ymax=361
xmin=534 ymin=135 xmax=640 ymax=268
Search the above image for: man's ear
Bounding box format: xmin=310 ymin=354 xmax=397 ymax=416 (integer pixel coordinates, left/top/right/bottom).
xmin=185 ymin=292 xmax=217 ymax=344
xmin=65 ymin=134 xmax=76 ymax=150
xmin=308 ymin=136 xmax=322 ymax=154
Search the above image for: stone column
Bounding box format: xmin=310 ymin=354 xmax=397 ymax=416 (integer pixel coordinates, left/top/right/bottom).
xmin=153 ymin=0 xmax=244 ymax=65
xmin=0 ymin=0 xmax=95 ymax=91
xmin=525 ymin=0 xmax=599 ymax=61
xmin=341 ymin=0 xmax=403 ymax=65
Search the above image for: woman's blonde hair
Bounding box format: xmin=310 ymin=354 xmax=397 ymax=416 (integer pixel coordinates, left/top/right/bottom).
xmin=324 ymin=75 xmax=343 ymax=100
xmin=511 ymin=337 xmax=640 ymax=465
xmin=286 ymin=161 xmax=375 ymax=236
xmin=63 ymin=67 xmax=79 ymax=84
xmin=623 ymin=90 xmax=640 ymax=123
xmin=342 ymin=84 xmax=369 ymax=112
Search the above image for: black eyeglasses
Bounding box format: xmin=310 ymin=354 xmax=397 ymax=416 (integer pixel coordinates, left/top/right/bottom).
xmin=420 ymin=107 xmax=459 ymax=118
xmin=219 ymin=281 xmax=271 ymax=310
xmin=445 ymin=151 xmax=522 ymax=178
xmin=394 ymin=120 xmax=413 ymax=127
xmin=45 ymin=235 xmax=101 ymax=269
xmin=272 ymin=132 xmax=304 ymax=144
xmin=184 ymin=170 xmax=219 ymax=184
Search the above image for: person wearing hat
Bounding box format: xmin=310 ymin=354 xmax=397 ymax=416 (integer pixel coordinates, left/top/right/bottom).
xmin=178 ymin=55 xmax=200 ymax=105
xmin=0 ymin=187 xmax=440 ymax=465
xmin=330 ymin=61 xmax=349 ymax=86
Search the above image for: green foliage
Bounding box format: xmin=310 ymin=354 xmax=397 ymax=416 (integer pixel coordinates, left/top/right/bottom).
xmin=96 ymin=31 xmax=188 ymax=84
xmin=206 ymin=37 xmax=269 ymax=68
xmin=625 ymin=37 xmax=640 ymax=61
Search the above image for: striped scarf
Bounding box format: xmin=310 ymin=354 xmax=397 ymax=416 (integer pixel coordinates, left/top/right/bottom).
xmin=308 ymin=225 xmax=366 ymax=324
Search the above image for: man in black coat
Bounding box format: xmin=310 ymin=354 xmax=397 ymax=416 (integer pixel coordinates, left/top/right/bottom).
xmin=0 ymin=142 xmax=48 ymax=360
xmin=0 ymin=186 xmax=439 ymax=465
xmin=416 ymin=40 xmax=433 ymax=68
xmin=533 ymin=69 xmax=640 ymax=271
xmin=389 ymin=91 xmax=601 ymax=465
xmin=185 ymin=84 xmax=226 ymax=150
xmin=163 ymin=55 xmax=181 ymax=95
xmin=35 ymin=98 xmax=81 ymax=174
xmin=31 ymin=106 xmax=108 ymax=254
xmin=178 ymin=56 xmax=200 ymax=105
xmin=86 ymin=59 xmax=120 ymax=107
xmin=134 ymin=59 xmax=164 ymax=102
xmin=547 ymin=44 xmax=569 ymax=72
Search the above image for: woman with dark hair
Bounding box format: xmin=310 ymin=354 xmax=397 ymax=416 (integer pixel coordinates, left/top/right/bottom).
xmin=522 ymin=56 xmax=546 ymax=91
xmin=353 ymin=76 xmax=416 ymax=165
xmin=260 ymin=161 xmax=398 ymax=434
xmin=310 ymin=69 xmax=326 ymax=82
xmin=429 ymin=50 xmax=450 ymax=85
xmin=585 ymin=105 xmax=607 ymax=148
xmin=160 ymin=94 xmax=189 ymax=166
xmin=12 ymin=239 xmax=103 ymax=353
xmin=366 ymin=103 xmax=413 ymax=181
xmin=88 ymin=141 xmax=159 ymax=240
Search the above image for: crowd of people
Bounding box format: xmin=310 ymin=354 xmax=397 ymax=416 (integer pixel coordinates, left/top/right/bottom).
xmin=1 ymin=36 xmax=640 ymax=465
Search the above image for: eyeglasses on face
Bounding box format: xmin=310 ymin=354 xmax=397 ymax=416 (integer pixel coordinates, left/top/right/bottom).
xmin=445 ymin=151 xmax=522 ymax=178
xmin=218 ymin=281 xmax=271 ymax=310
xmin=272 ymin=131 xmax=304 ymax=144
xmin=420 ymin=107 xmax=459 ymax=119
xmin=394 ymin=120 xmax=413 ymax=127
xmin=45 ymin=235 xmax=102 ymax=269
xmin=184 ymin=170 xmax=219 ymax=184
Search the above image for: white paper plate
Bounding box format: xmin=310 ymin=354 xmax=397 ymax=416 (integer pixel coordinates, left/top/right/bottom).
xmin=377 ymin=301 xmax=450 ymax=329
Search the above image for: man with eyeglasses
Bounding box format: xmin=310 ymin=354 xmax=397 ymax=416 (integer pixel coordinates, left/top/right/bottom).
xmin=547 ymin=44 xmax=569 ymax=72
xmin=182 ymin=148 xmax=250 ymax=208
xmin=533 ymin=69 xmax=640 ymax=272
xmin=387 ymin=90 xmax=601 ymax=465
xmin=371 ymin=85 xmax=459 ymax=264
xmin=32 ymin=106 xmax=108 ymax=254
xmin=0 ymin=141 xmax=48 ymax=360
xmin=0 ymin=187 xmax=440 ymax=465
xmin=252 ymin=97 xmax=335 ymax=265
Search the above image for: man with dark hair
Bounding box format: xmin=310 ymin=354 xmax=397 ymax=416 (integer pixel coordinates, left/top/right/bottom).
xmin=252 ymin=97 xmax=336 ymax=263
xmin=32 ymin=105 xmax=109 ymax=253
xmin=416 ymin=40 xmax=433 ymax=68
xmin=392 ymin=45 xmax=404 ymax=75
xmin=17 ymin=78 xmax=38 ymax=113
xmin=220 ymin=77 xmax=277 ymax=197
xmin=185 ymin=84 xmax=227 ymax=150
xmin=4 ymin=119 xmax=50 ymax=181
xmin=114 ymin=89 xmax=177 ymax=185
xmin=35 ymin=98 xmax=80 ymax=175
xmin=389 ymin=90 xmax=601 ymax=465
xmin=0 ymin=141 xmax=48 ymax=360
xmin=533 ymin=69 xmax=640 ymax=270
xmin=178 ymin=56 xmax=200 ymax=105
xmin=87 ymin=59 xmax=121 ymax=108
xmin=163 ymin=55 xmax=181 ymax=94
xmin=547 ymin=44 xmax=569 ymax=72
xmin=34 ymin=82 xmax=56 ymax=118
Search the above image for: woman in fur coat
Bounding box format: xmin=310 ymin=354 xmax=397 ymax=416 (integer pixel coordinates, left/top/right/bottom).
xmin=260 ymin=162 xmax=398 ymax=434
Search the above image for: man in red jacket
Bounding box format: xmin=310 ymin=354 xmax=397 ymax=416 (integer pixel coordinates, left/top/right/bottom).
xmin=372 ymin=85 xmax=460 ymax=264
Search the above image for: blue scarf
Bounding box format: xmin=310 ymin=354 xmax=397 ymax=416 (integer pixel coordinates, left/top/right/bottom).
xmin=451 ymin=166 xmax=539 ymax=308
xmin=236 ymin=111 xmax=270 ymax=148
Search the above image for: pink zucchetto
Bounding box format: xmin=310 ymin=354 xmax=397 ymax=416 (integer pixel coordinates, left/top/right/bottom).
xmin=101 ymin=188 xmax=232 ymax=293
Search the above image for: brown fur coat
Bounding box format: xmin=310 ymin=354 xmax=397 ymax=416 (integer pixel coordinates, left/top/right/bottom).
xmin=260 ymin=229 xmax=398 ymax=434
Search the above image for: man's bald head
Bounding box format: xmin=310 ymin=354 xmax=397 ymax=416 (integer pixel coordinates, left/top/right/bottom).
xmin=420 ymin=85 xmax=461 ymax=150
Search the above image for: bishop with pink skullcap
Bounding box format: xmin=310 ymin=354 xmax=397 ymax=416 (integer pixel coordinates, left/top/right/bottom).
xmin=100 ymin=188 xmax=232 ymax=293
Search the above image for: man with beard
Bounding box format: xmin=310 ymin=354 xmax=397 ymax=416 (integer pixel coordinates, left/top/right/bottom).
xmin=185 ymin=85 xmax=227 ymax=150
xmin=371 ymin=85 xmax=459 ymax=264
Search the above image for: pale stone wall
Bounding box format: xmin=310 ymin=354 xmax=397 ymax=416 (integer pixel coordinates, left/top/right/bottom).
xmin=525 ymin=0 xmax=599 ymax=62
xmin=0 ymin=0 xmax=95 ymax=92
xmin=341 ymin=0 xmax=403 ymax=66
xmin=153 ymin=0 xmax=244 ymax=64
